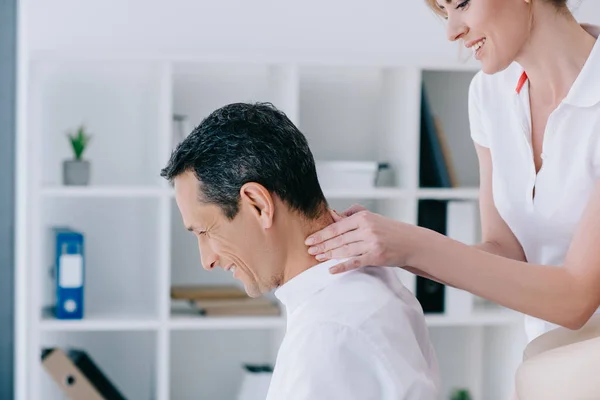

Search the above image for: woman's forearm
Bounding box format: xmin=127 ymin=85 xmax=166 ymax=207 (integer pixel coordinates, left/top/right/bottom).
xmin=403 ymin=242 xmax=523 ymax=288
xmin=473 ymin=241 xmax=514 ymax=259
xmin=407 ymin=227 xmax=594 ymax=330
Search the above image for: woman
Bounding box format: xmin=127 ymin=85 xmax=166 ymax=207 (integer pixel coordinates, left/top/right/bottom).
xmin=305 ymin=0 xmax=600 ymax=346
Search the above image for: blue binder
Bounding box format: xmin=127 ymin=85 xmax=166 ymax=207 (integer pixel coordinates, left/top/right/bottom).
xmin=52 ymin=227 xmax=85 ymax=319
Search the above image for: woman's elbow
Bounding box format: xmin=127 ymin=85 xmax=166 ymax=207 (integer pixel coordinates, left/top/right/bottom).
xmin=562 ymin=295 xmax=599 ymax=330
xmin=563 ymin=315 xmax=588 ymax=331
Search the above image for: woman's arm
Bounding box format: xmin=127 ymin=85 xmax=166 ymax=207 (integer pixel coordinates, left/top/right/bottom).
xmin=406 ymin=146 xmax=600 ymax=329
xmin=306 ymin=146 xmax=600 ymax=329
xmin=471 ymin=144 xmax=527 ymax=262
xmin=349 ymin=144 xmax=527 ymax=288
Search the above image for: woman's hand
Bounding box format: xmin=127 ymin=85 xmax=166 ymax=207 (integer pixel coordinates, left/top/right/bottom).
xmin=305 ymin=204 xmax=417 ymax=274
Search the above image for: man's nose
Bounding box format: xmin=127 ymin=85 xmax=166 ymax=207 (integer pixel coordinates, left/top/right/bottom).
xmin=199 ymin=243 xmax=219 ymax=271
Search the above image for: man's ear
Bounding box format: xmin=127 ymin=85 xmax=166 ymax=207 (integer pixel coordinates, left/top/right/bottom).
xmin=239 ymin=182 xmax=274 ymax=229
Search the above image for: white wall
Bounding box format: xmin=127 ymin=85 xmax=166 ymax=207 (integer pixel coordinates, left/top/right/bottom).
xmin=26 ymin=0 xmax=600 ymax=65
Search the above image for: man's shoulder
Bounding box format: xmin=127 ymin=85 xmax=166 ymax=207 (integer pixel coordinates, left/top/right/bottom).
xmin=295 ymin=266 xmax=424 ymax=330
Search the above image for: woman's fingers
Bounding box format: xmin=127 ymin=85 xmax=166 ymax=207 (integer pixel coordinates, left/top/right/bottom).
xmin=305 ymin=214 xmax=360 ymax=245
xmin=340 ymin=203 xmax=367 ymax=217
xmin=327 ymin=240 xmax=369 ymax=261
xmin=329 ymin=256 xmax=367 ymax=274
xmin=308 ymin=229 xmax=363 ymax=257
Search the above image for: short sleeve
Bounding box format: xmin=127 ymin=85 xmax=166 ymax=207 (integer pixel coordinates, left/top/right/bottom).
xmin=468 ymin=72 xmax=490 ymax=148
xmin=592 ymin=120 xmax=600 ymax=180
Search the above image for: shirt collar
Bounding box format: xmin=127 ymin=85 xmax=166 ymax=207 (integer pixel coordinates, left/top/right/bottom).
xmin=274 ymin=258 xmax=351 ymax=315
xmin=515 ymin=24 xmax=600 ymax=108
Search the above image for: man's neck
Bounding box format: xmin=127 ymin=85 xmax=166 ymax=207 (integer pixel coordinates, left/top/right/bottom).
xmin=515 ymin=8 xmax=596 ymax=105
xmin=279 ymin=211 xmax=334 ymax=286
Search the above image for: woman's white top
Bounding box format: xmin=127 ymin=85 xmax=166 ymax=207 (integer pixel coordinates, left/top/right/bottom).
xmin=468 ymin=25 xmax=600 ymax=342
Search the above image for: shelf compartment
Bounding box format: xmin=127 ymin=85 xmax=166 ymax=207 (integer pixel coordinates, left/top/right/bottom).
xmin=170 ymin=329 xmax=280 ymax=400
xmin=171 ymin=62 xmax=299 ymax=142
xmin=38 ymin=330 xmax=157 ymax=400
xmin=419 ymin=69 xmax=480 ymax=189
xmin=30 ymin=59 xmax=168 ymax=187
xmin=40 ymin=197 xmax=162 ymax=321
xmin=299 ymin=66 xmax=420 ymax=191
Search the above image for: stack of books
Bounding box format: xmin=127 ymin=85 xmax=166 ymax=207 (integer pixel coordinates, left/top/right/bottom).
xmin=171 ymin=285 xmax=280 ymax=317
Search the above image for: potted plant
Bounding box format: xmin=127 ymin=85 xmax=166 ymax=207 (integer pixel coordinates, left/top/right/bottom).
xmin=450 ymin=388 xmax=472 ymax=400
xmin=63 ymin=125 xmax=92 ymax=186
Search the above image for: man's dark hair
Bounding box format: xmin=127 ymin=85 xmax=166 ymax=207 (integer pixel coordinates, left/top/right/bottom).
xmin=160 ymin=102 xmax=328 ymax=220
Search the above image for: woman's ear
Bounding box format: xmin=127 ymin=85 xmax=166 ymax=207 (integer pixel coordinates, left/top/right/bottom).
xmin=239 ymin=182 xmax=274 ymax=229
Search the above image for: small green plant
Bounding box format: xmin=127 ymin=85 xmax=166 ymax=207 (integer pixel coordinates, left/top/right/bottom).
xmin=450 ymin=388 xmax=472 ymax=400
xmin=67 ymin=125 xmax=91 ymax=160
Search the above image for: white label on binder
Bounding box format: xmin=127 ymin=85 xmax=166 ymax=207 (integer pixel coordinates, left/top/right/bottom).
xmin=59 ymin=254 xmax=83 ymax=288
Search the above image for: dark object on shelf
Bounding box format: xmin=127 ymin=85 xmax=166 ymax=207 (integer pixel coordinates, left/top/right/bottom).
xmin=41 ymin=348 xmax=127 ymax=400
xmin=419 ymin=83 xmax=454 ymax=188
xmin=450 ymin=388 xmax=472 ymax=400
xmin=416 ymin=276 xmax=445 ymax=314
xmin=244 ymin=364 xmax=274 ymax=373
xmin=416 ymin=199 xmax=447 ymax=313
xmin=238 ymin=363 xmax=273 ymax=400
xmin=375 ymin=162 xmax=395 ymax=187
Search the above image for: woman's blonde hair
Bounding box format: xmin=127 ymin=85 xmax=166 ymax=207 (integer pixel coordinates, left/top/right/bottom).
xmin=423 ymin=0 xmax=569 ymax=19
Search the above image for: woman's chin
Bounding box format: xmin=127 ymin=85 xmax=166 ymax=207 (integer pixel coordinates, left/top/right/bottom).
xmin=480 ymin=57 xmax=513 ymax=75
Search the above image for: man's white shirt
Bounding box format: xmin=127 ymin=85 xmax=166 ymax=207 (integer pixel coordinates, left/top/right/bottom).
xmin=265 ymin=258 xmax=440 ymax=400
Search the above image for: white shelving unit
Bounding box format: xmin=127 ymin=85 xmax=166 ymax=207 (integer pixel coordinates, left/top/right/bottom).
xmin=16 ymin=56 xmax=527 ymax=400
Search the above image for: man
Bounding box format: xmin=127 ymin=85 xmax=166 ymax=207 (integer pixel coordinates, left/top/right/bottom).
xmin=161 ymin=102 xmax=440 ymax=399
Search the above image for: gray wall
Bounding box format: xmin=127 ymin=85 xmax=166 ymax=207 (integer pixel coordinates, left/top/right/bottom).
xmin=0 ymin=0 xmax=16 ymax=397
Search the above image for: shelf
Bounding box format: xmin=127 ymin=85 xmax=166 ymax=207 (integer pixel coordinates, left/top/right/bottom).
xmin=40 ymin=186 xmax=477 ymax=200
xmin=169 ymin=314 xmax=286 ymax=331
xmin=425 ymin=308 xmax=523 ymax=327
xmin=417 ymin=187 xmax=479 ymax=200
xmin=324 ymin=187 xmax=409 ymax=199
xmin=167 ymin=308 xmax=519 ymax=331
xmin=38 ymin=308 xmax=519 ymax=332
xmin=166 ymin=186 xmax=410 ymax=200
xmin=40 ymin=310 xmax=160 ymax=332
xmin=20 ymin=57 xmax=526 ymax=400
xmin=169 ymin=300 xmax=285 ymax=330
xmin=41 ymin=185 xmax=170 ymax=198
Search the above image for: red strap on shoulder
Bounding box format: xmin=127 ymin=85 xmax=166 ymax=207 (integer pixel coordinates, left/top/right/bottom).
xmin=516 ymin=71 xmax=528 ymax=94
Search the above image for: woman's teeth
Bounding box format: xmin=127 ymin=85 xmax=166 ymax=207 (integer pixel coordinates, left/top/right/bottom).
xmin=473 ymin=38 xmax=486 ymax=54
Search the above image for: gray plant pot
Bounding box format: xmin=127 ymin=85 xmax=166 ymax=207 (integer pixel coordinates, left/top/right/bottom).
xmin=63 ymin=159 xmax=90 ymax=186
